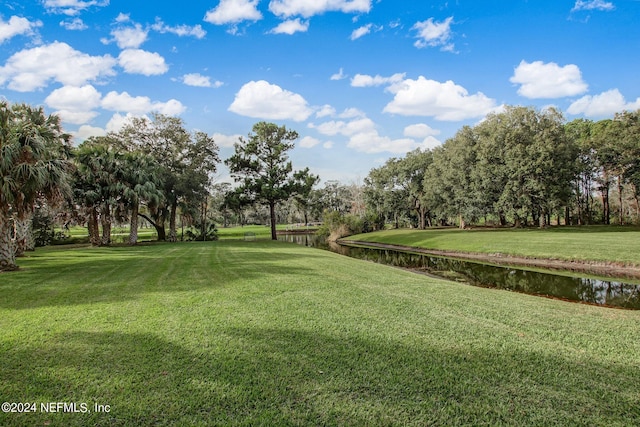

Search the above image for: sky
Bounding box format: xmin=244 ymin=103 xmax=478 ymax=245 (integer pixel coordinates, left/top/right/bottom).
xmin=1 ymin=0 xmax=640 ymax=184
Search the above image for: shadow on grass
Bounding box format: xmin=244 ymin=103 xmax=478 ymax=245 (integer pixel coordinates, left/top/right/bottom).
xmin=0 ymin=241 xmax=321 ymax=310
xmin=0 ymin=328 xmax=637 ymax=426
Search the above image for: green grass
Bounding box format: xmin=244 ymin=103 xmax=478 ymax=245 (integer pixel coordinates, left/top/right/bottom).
xmin=1 ymin=241 xmax=639 ymax=426
xmin=347 ymin=225 xmax=640 ymax=265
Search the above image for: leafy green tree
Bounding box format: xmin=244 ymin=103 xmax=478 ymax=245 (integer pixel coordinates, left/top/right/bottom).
xmin=117 ymin=114 xmax=219 ymax=241
xmin=0 ymin=102 xmax=72 ymax=270
xmin=225 ymin=122 xmax=318 ymax=240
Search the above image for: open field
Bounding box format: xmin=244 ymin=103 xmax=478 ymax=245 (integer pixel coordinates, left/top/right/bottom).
xmin=1 ymin=241 xmax=639 ymax=426
xmin=347 ymin=226 xmax=640 ymax=266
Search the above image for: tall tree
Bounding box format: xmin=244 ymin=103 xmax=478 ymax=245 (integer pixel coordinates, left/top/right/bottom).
xmin=117 ymin=114 xmax=219 ymax=241
xmin=0 ymin=102 xmax=72 ymax=271
xmin=225 ymin=122 xmax=318 ymax=240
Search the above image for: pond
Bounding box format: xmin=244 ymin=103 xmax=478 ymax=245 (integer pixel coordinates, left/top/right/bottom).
xmin=277 ymin=233 xmax=640 ymax=310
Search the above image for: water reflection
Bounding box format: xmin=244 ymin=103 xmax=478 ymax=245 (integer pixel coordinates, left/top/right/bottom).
xmin=277 ymin=233 xmax=640 ymax=309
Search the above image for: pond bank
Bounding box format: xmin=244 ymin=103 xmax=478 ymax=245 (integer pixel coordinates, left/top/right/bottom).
xmin=338 ymin=239 xmax=640 ymax=280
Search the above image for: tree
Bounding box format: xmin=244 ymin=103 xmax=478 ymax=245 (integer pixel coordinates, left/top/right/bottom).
xmin=117 ymin=114 xmax=219 ymax=241
xmin=0 ymin=102 xmax=72 ymax=271
xmin=225 ymin=122 xmax=319 ymax=240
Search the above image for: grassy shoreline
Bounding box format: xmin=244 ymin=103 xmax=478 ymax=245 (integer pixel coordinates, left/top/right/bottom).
xmin=346 ymin=226 xmax=640 ymax=266
xmin=1 ymin=241 xmax=639 ymax=425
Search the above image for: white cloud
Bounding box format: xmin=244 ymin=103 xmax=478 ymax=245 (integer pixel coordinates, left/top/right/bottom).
xmin=413 ymin=17 xmax=454 ymax=51
xmin=310 ymin=113 xmax=432 ymax=153
xmin=323 ymin=141 xmax=334 ymax=149
xmin=350 ymin=24 xmax=371 ymax=40
xmin=351 ymin=72 xmax=405 ymax=87
xmin=299 ymin=136 xmax=321 ymax=148
xmin=0 ymin=16 xmax=42 ymax=43
xmin=73 ymin=124 xmax=107 ymax=142
xmin=571 ymin=0 xmax=615 ymax=12
xmin=270 ymin=18 xmax=309 ymax=34
xmin=383 ymin=76 xmax=499 ymax=121
xmin=204 ymin=0 xmax=262 ymax=25
xmin=567 ymin=89 xmax=640 ymax=117
xmin=211 ymin=132 xmax=242 ymax=147
xmin=60 ymin=18 xmax=88 ymax=30
xmin=182 ymin=73 xmax=223 ymax=88
xmin=510 ymin=60 xmax=588 ymax=99
xmin=45 ymin=84 xmax=102 ymax=124
xmin=43 ymin=0 xmax=109 ymax=16
xmin=0 ymin=41 xmax=116 ymax=92
xmin=101 ymin=91 xmax=186 ymax=115
xmin=108 ymin=23 xmax=148 ymax=49
xmin=404 ymin=123 xmax=441 ymax=138
xmin=228 ymin=80 xmax=312 ymax=122
xmin=330 ymin=67 xmax=347 ymax=80
xmin=118 ymin=49 xmax=168 ymax=75
xmin=152 ymin=19 xmax=206 ymax=39
xmin=269 ymin=0 xmax=372 ymax=18
xmin=315 ymin=105 xmax=336 ymax=118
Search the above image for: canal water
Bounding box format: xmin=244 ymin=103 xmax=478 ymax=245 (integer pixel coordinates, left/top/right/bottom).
xmin=277 ymin=233 xmax=640 ymax=309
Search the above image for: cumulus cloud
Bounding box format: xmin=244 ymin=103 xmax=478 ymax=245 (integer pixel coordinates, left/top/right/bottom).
xmin=383 ymin=76 xmax=499 ymax=121
xmin=567 ymin=89 xmax=640 ymax=117
xmin=43 ymin=0 xmax=109 ymax=16
xmin=106 ymin=23 xmax=148 ymax=49
xmin=310 ymin=112 xmax=438 ymax=153
xmin=270 ymin=18 xmax=309 ymax=34
xmin=204 ymin=0 xmax=262 ymax=25
xmin=404 ymin=123 xmax=441 ymax=138
xmin=412 ymin=17 xmax=454 ymax=51
xmin=101 ymin=91 xmax=186 ymax=115
xmin=0 ymin=41 xmax=116 ymax=91
xmin=269 ymin=0 xmax=372 ymax=18
xmin=44 ymin=84 xmax=102 ymax=124
xmin=571 ymin=0 xmax=615 ymax=12
xmin=0 ymin=16 xmax=42 ymax=43
xmin=152 ymin=19 xmax=206 ymax=38
xmin=299 ymin=136 xmax=321 ymax=148
xmin=316 ymin=104 xmax=336 ymax=118
xmin=351 ymin=72 xmax=405 ymax=87
xmin=510 ymin=60 xmax=588 ymax=99
xmin=228 ymin=80 xmax=312 ymax=122
xmin=211 ymin=132 xmax=242 ymax=148
xmin=73 ymin=124 xmax=107 ymax=142
xmin=182 ymin=73 xmax=223 ymax=88
xmin=118 ymin=49 xmax=168 ymax=75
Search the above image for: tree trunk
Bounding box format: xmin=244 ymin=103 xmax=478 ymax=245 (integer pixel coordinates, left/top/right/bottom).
xmin=14 ymin=216 xmax=31 ymax=257
xmin=269 ymin=201 xmax=277 ymax=240
xmin=565 ymin=206 xmax=571 ymax=226
xmin=602 ymin=187 xmax=610 ymax=225
xmin=618 ymin=175 xmax=624 ymax=225
xmin=0 ymin=215 xmax=18 ymax=271
xmin=137 ymin=213 xmax=165 ymax=241
xmin=129 ymin=203 xmax=139 ymax=245
xmin=458 ymin=213 xmax=465 ymax=229
xmin=88 ymin=206 xmax=101 ymax=246
xmin=101 ymin=203 xmax=111 ymax=246
xmin=168 ymin=202 xmax=178 ymax=242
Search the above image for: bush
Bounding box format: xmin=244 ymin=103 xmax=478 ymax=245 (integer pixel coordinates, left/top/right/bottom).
xmin=317 ymin=211 xmax=366 ymax=241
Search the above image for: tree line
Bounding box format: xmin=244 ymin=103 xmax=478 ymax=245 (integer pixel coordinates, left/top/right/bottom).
xmin=0 ymin=102 xmax=319 ymax=271
xmin=363 ymin=106 xmax=640 ymax=229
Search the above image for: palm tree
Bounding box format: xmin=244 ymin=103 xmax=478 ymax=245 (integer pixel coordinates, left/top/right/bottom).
xmin=118 ymin=151 xmax=162 ymax=245
xmin=0 ymin=102 xmax=72 ymax=271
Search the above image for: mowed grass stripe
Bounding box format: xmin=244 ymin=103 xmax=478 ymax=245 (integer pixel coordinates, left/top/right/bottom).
xmin=0 ymin=241 xmax=638 ymax=426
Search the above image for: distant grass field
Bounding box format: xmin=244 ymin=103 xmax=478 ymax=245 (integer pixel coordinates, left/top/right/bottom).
xmin=347 ymin=226 xmax=640 ymax=265
xmin=1 ymin=241 xmax=638 ymax=426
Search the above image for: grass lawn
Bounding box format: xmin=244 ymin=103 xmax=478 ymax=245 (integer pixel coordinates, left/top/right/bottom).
xmin=347 ymin=226 xmax=640 ymax=266
xmin=1 ymin=241 xmax=639 ymax=426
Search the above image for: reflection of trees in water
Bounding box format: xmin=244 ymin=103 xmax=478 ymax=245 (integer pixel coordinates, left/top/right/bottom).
xmin=279 ymin=234 xmax=640 ymax=309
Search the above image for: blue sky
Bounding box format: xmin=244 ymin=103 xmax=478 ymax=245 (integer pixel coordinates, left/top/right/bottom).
xmin=1 ymin=1 xmax=639 ymax=183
